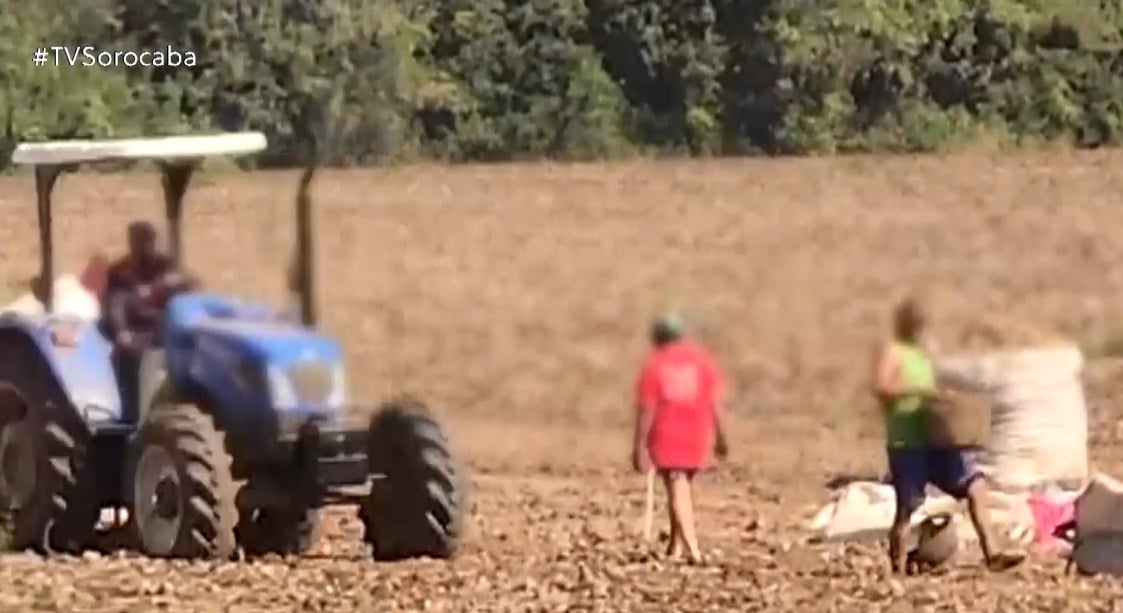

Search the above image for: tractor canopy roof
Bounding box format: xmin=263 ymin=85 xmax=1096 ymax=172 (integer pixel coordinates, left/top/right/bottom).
xmin=10 ymin=132 xmax=271 ymax=316
xmin=10 ymin=132 xmax=266 ymax=166
xmin=11 ymin=130 xmax=318 ymax=327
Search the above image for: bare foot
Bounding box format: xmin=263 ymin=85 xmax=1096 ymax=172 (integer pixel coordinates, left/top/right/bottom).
xmin=685 ymin=548 xmax=703 ymax=565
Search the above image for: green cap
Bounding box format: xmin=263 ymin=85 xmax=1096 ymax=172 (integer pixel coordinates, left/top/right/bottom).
xmin=652 ymin=311 xmax=684 ymax=344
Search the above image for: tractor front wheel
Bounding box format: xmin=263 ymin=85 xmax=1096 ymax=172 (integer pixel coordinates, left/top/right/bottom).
xmin=361 ymin=399 xmax=466 ymax=561
xmin=126 ymin=403 xmax=238 ymax=559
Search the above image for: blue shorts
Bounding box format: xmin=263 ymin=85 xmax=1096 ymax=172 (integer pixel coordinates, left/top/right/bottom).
xmin=887 ymin=447 xmax=982 ymax=516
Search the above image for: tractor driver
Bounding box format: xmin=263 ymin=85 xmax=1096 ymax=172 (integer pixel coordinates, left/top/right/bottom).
xmin=103 ymin=221 xmax=195 ymax=419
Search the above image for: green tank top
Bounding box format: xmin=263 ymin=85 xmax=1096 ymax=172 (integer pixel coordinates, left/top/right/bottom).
xmin=884 ymin=342 xmax=935 ymax=448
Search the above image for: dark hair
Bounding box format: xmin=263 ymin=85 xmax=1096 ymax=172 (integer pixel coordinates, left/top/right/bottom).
xmin=651 ymin=326 xmax=680 ymax=346
xmin=893 ymin=296 xmax=926 ymax=341
xmin=128 ymin=220 xmax=156 ymax=241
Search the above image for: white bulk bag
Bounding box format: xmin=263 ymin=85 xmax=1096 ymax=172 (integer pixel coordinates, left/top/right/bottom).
xmin=936 ymin=345 xmax=1088 ymax=491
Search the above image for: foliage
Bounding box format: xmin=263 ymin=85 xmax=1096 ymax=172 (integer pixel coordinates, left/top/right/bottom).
xmin=1 ymin=0 xmax=1122 ymax=165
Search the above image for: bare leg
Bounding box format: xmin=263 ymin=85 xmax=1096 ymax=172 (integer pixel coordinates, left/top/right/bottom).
xmin=667 ymin=472 xmax=702 ymax=562
xmin=964 ymin=478 xmax=1024 ymax=571
xmin=888 ymin=509 xmax=910 ymax=575
xmin=965 ymin=478 xmax=997 ymax=561
xmin=661 ymin=473 xmax=682 ymax=557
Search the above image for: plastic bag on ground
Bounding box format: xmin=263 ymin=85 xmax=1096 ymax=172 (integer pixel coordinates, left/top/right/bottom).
xmin=807 ymin=481 xmax=1034 ymax=549
xmin=1027 ymin=492 xmax=1077 ymax=547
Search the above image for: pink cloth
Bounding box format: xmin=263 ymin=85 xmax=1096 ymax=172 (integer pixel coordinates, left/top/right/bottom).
xmin=1027 ymin=493 xmax=1076 ymax=544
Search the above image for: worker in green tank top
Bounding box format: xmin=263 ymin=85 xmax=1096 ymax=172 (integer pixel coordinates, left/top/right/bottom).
xmin=883 ymin=341 xmax=934 ymax=448
xmin=871 ymin=296 xmax=1025 ymax=574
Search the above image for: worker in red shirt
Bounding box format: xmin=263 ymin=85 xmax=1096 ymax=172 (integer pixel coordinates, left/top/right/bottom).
xmin=632 ymin=313 xmax=728 ymax=563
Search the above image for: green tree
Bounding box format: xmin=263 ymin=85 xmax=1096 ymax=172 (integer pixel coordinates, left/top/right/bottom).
xmin=421 ymin=0 xmax=630 ymax=160
xmin=5 ymin=0 xmax=1123 ymax=164
xmin=0 ymin=0 xmax=144 ymax=167
xmin=587 ymin=0 xmax=725 ymax=153
xmin=114 ymin=0 xmax=438 ymax=165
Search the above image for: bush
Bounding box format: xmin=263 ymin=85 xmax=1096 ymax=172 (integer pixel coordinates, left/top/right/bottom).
xmin=1 ymin=0 xmax=1122 ymax=164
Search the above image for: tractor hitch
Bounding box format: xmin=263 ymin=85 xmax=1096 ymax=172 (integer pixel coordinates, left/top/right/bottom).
xmin=287 ymin=418 xmax=368 ymax=493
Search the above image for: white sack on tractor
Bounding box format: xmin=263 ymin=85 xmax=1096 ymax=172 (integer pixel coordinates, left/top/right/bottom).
xmin=1 ymin=274 xmax=100 ymax=320
xmin=936 ymin=344 xmax=1089 ymax=492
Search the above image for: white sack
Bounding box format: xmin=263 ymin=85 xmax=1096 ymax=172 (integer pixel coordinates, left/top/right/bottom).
xmin=2 ymin=275 xmax=100 ymax=321
xmin=936 ymin=345 xmax=1088 ymax=491
xmin=807 ymin=481 xmax=1034 ymax=547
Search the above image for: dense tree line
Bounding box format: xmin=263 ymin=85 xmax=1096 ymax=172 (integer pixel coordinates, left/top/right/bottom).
xmin=2 ymin=0 xmax=1122 ymax=167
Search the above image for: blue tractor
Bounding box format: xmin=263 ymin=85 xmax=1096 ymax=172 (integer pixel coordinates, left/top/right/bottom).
xmin=0 ymin=133 xmax=467 ymax=560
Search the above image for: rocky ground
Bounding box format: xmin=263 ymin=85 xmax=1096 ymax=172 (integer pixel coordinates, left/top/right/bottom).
xmin=1 ymin=469 xmax=1121 ymax=612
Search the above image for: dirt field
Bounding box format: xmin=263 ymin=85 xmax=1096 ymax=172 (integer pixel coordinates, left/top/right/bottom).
xmin=1 ymin=151 xmax=1123 ymax=610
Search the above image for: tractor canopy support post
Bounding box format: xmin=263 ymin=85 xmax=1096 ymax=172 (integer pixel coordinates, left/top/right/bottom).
xmin=34 ymin=164 xmax=66 ymax=313
xmin=292 ymin=95 xmax=327 ymax=329
xmin=159 ymin=162 xmax=196 ymax=266
xmin=295 ymin=165 xmax=317 ymax=328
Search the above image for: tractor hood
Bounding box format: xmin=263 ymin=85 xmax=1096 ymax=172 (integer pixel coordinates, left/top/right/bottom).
xmin=163 ymin=293 xmax=349 ymax=418
xmin=189 ymin=318 xmax=348 ymax=414
xmin=191 ymin=319 xmax=344 ymax=366
xmin=165 ymin=292 xmax=344 ymax=367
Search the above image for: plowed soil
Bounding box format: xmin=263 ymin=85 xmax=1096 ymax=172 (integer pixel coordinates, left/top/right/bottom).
xmin=1 ymin=151 xmax=1123 ymax=611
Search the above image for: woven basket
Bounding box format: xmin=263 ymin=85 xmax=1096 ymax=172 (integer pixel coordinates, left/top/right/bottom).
xmin=925 ymin=391 xmax=991 ymax=449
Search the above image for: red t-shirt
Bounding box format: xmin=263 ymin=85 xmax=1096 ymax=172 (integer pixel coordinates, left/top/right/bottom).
xmin=635 ymin=340 xmax=723 ymax=470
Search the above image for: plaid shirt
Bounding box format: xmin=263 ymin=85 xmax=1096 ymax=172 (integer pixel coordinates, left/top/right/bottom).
xmin=104 ymin=254 xmax=176 ymax=346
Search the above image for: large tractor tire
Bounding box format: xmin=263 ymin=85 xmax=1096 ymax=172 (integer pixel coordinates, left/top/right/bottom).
xmin=125 ymin=403 xmax=238 ymax=559
xmin=0 ymin=415 xmax=98 ymax=554
xmin=0 ymin=334 xmax=98 ymax=554
xmin=237 ymin=506 xmax=321 ymax=557
xmin=361 ymin=399 xmax=467 ymax=561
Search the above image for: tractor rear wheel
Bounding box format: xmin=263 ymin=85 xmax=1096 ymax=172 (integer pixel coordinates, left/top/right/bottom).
xmin=361 ymin=399 xmax=466 ymax=561
xmin=126 ymin=403 xmax=238 ymax=559
xmin=0 ymin=413 xmax=98 ymax=554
